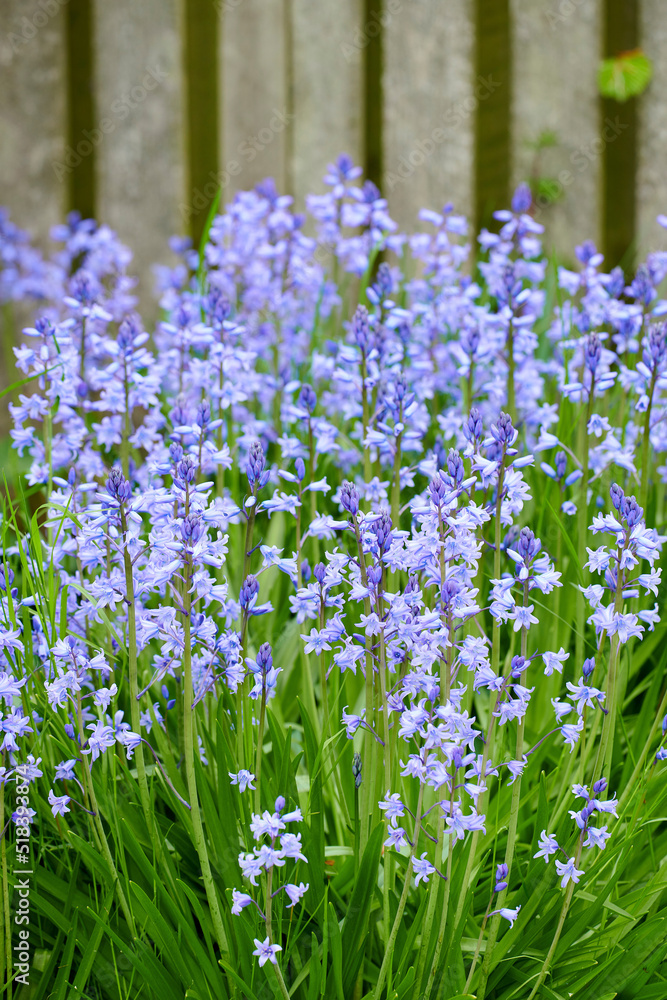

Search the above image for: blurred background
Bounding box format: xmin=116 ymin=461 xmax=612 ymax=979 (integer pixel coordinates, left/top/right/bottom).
xmin=0 ymin=0 xmax=666 ymax=308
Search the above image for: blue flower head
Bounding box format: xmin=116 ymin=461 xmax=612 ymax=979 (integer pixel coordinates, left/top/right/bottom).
xmin=465 ymin=407 xmax=484 ymax=445
xmin=351 ymin=305 xmax=371 ymax=352
xmin=247 ymin=441 xmax=269 ymax=490
xmin=340 ymin=480 xmax=360 ymax=516
xmin=106 ymin=469 xmax=131 ymax=504
xmin=511 ymin=182 xmax=532 ymax=215
xmin=298 ymin=383 xmax=317 ymax=414
xmin=584 ymin=332 xmax=601 ymax=374
xmin=239 ymin=575 xmax=260 ymax=611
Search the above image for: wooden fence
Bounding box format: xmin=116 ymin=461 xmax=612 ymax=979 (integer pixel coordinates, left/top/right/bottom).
xmin=1 ymin=0 xmax=666 ymax=313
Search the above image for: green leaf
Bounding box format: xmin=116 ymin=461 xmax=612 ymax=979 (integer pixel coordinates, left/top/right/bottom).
xmin=535 ymin=177 xmax=563 ymax=205
xmin=340 ymin=822 xmax=383 ymax=996
xmin=50 ymin=909 xmax=79 ymax=1000
xmin=129 ymin=881 xmax=205 ymax=990
xmin=328 ymin=901 xmax=345 ymax=1000
xmin=299 ymin=696 xmax=326 ymax=919
xmin=307 ymin=932 xmax=322 ymax=1000
xmin=69 ymin=889 xmax=115 ymax=997
xmin=598 ymin=49 xmax=653 ymax=101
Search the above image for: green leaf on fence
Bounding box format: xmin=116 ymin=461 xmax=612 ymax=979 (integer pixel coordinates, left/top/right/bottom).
xmin=598 ymin=49 xmax=653 ymax=102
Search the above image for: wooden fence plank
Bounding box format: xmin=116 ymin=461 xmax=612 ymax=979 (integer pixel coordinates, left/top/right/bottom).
xmin=93 ymin=0 xmax=186 ymax=312
xmin=291 ymin=0 xmax=364 ymax=202
xmin=475 ymin=0 xmax=511 ymax=230
xmin=637 ymin=0 xmax=667 ymax=260
xmin=0 ymin=0 xmax=67 ymax=243
xmin=220 ymin=0 xmax=288 ymax=199
xmin=383 ymin=0 xmax=475 ymax=230
xmin=511 ymin=0 xmax=602 ymax=259
xmin=184 ymin=0 xmax=220 ymax=243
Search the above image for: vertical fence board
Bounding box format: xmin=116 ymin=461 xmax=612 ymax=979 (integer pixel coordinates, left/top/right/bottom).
xmin=383 ymin=0 xmax=475 ymax=230
xmin=637 ymin=0 xmax=667 ymax=260
xmin=93 ymin=0 xmax=186 ymax=311
xmin=291 ymin=0 xmax=363 ymax=202
xmin=602 ymin=0 xmax=638 ymax=269
xmin=475 ymin=0 xmax=511 ymax=230
xmin=511 ymin=0 xmax=602 ymax=258
xmin=0 ymin=0 xmax=67 ymax=243
xmin=220 ymin=0 xmax=288 ymax=199
xmin=184 ymin=0 xmax=220 ymax=244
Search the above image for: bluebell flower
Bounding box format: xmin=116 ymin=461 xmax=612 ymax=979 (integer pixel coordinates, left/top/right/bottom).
xmin=534 ymin=831 xmax=559 ymax=863
xmin=252 ymin=937 xmax=282 ymax=967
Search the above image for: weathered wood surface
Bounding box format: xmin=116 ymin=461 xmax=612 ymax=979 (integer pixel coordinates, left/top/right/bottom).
xmin=637 ymin=0 xmax=667 ymax=258
xmin=0 ymin=0 xmax=664 ymax=287
xmin=291 ymin=0 xmax=364 ymax=202
xmin=511 ymin=0 xmax=602 ymax=259
xmin=0 ymin=0 xmax=67 ymax=243
xmin=220 ymin=0 xmax=289 ymax=199
xmin=93 ymin=0 xmax=186 ymax=310
xmin=383 ymin=0 xmax=475 ymax=229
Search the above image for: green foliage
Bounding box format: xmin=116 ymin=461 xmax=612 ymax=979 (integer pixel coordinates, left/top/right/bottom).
xmin=598 ymin=49 xmax=653 ymax=102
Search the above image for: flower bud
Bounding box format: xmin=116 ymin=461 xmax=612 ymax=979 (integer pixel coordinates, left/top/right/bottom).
xmin=239 ymin=575 xmax=259 ymax=610
xmin=298 ymin=384 xmax=317 ymax=414
xmin=340 ymin=480 xmax=360 ymax=516
xmin=106 ymin=468 xmax=131 ymax=503
xmin=582 ymin=657 xmax=595 ymax=680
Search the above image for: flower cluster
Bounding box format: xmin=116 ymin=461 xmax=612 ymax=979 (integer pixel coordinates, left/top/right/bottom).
xmin=1 ymin=156 xmax=666 ymax=997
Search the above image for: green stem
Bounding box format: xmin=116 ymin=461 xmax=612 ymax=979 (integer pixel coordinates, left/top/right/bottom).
xmin=415 ymin=610 xmax=453 ymax=993
xmin=527 ymin=837 xmax=584 ymax=1000
xmin=361 ymin=355 xmax=371 ymax=484
xmin=490 ymin=465 xmax=505 ymax=679
xmin=183 ymin=558 xmax=227 ymax=952
xmin=1 ymin=777 xmax=11 ymax=998
xmin=420 ymin=762 xmax=455 ymax=1000
xmin=122 ymin=363 xmax=131 ymax=479
xmin=575 ymin=393 xmax=593 ymax=667
xmin=391 ymin=430 xmax=402 ymax=528
xmin=640 ymin=374 xmax=656 ymax=515
xmin=374 ymin=775 xmax=428 ymax=1000
xmin=506 ymin=317 xmax=515 ymax=421
xmin=354 ymin=520 xmax=375 ymax=855
xmin=592 ymin=575 xmax=626 ymax=782
xmin=475 ymin=587 xmax=529 ymax=998
xmin=254 ymin=689 xmax=267 ymax=815
xmin=463 ymin=902 xmax=493 ymax=1000
xmin=120 ymin=510 xmax=151 ymax=825
xmin=80 ymin=743 xmax=135 ymax=934
xmin=242 ymin=507 xmax=256 ymax=583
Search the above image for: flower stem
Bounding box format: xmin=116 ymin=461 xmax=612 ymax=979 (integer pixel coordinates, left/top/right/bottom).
xmin=374 ymin=775 xmax=427 ymax=1000
xmin=254 ymin=689 xmax=267 ymax=815
xmin=575 ymin=394 xmax=593 ymax=666
xmin=120 ymin=509 xmax=151 ymax=827
xmin=183 ymin=558 xmax=227 ymax=953
xmin=475 ymin=586 xmax=529 ymax=998
xmin=640 ymin=374 xmax=656 ymax=516
xmin=0 ymin=778 xmax=11 ymax=999
xmin=527 ymin=837 xmax=584 ymax=1000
